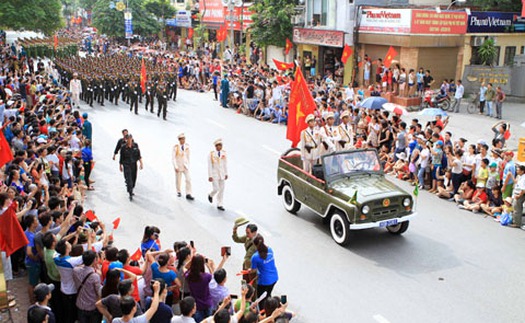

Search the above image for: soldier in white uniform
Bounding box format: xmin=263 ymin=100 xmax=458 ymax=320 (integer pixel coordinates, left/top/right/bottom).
xmin=337 ymin=110 xmax=354 ymax=151
xmin=300 ymin=114 xmax=320 ymax=174
xmin=318 ymin=112 xmax=340 ymax=156
xmin=70 ymin=73 xmax=82 ymax=107
xmin=208 ymin=139 xmax=228 ymax=211
xmin=172 ymin=133 xmax=194 ymax=200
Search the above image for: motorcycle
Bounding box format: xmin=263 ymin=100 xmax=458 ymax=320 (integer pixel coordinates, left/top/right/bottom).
xmin=420 ymin=89 xmax=451 ymax=111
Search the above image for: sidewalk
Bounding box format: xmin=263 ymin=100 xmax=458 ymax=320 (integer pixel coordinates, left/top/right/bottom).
xmin=0 ymin=276 xmax=28 ymax=322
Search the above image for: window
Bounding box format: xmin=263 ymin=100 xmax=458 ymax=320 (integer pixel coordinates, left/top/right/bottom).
xmin=521 ymin=46 xmax=524 ymax=55
xmin=504 ymin=46 xmax=516 ymax=66
xmin=494 ymin=46 xmax=501 ymax=66
xmin=310 ymin=0 xmax=327 ymax=26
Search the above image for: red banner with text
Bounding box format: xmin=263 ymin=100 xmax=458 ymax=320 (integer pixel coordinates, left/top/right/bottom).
xmin=411 ymin=10 xmax=467 ymax=34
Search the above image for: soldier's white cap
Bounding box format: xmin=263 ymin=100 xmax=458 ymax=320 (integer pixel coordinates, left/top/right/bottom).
xmin=326 ymin=112 xmax=335 ymax=119
xmin=214 ymin=138 xmax=223 ymax=146
xmin=178 ymin=133 xmax=185 ymax=139
xmin=341 ymin=111 xmax=350 ymax=118
xmin=305 ymin=114 xmax=315 ymax=123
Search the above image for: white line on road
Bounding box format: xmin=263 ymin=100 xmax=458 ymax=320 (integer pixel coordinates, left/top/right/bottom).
xmin=206 ymin=119 xmax=227 ymax=129
xmin=262 ymin=145 xmax=281 ymax=156
xmin=373 ymin=314 xmax=392 ymax=323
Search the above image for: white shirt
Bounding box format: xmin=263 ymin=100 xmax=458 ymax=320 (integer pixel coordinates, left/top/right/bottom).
xmin=455 ymin=84 xmax=465 ymax=99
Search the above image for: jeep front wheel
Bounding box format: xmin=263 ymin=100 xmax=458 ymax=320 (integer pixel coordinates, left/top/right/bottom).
xmin=386 ymin=221 xmax=410 ymax=234
xmin=330 ymin=211 xmax=350 ymax=246
xmin=282 ymin=184 xmax=301 ymax=214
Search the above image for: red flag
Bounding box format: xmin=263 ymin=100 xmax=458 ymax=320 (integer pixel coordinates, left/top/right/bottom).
xmin=140 ymin=58 xmax=147 ymax=94
xmin=522 ymin=0 xmax=525 ymax=17
xmin=341 ymin=44 xmax=353 ymax=65
xmin=0 ymin=130 xmax=14 ymax=168
xmin=285 ymin=38 xmax=293 ymax=55
xmin=0 ymin=202 xmax=29 ymax=257
xmin=286 ymin=68 xmax=317 ymax=147
xmin=85 ymin=210 xmax=97 ymax=222
xmin=112 ymin=217 xmax=121 ymax=230
xmin=188 ymin=28 xmax=194 ymax=39
xmin=130 ymin=248 xmax=142 ymax=261
xmin=272 ymin=59 xmax=294 ymax=71
xmin=383 ymin=46 xmax=398 ymax=68
xmin=54 ymin=34 xmax=58 ymax=51
xmin=217 ymin=25 xmax=227 ymax=42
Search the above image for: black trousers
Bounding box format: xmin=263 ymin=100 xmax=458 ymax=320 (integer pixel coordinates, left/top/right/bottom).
xmin=61 ymin=292 xmax=78 ymax=323
xmin=83 ymin=161 xmax=92 ymax=187
xmin=130 ymin=97 xmax=138 ymax=113
xmin=158 ymin=99 xmax=167 ymax=119
xmin=212 ymin=84 xmax=218 ymax=100
xmin=145 ymin=95 xmax=155 ymax=111
xmin=123 ymin=163 xmax=137 ymax=194
xmin=169 ymin=84 xmax=177 ymax=100
xmin=78 ymin=309 xmax=102 ymax=323
xmin=257 ymin=282 xmax=276 ymax=310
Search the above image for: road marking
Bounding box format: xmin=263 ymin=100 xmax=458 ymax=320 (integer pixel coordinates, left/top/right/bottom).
xmin=262 ymin=145 xmax=281 ymax=156
xmin=206 ymin=119 xmax=227 ymax=129
xmin=373 ymin=314 xmax=391 ymax=323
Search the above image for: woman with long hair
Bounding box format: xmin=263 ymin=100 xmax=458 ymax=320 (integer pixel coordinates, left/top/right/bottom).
xmin=140 ymin=226 xmax=161 ymax=257
xmin=186 ymin=254 xmax=213 ymax=322
xmin=250 ymin=234 xmax=278 ymax=310
xmin=101 ymin=269 xmax=120 ymax=298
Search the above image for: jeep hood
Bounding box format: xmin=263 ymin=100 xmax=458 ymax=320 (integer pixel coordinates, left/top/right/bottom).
xmin=330 ymin=174 xmax=405 ymax=202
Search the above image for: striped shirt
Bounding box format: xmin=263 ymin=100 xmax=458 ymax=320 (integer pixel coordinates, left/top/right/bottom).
xmin=54 ymin=255 xmax=83 ymax=295
xmin=73 ymin=266 xmax=101 ymax=311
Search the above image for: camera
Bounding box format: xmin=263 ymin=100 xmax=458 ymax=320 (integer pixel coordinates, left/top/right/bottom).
xmin=221 ymin=246 xmax=231 ymax=257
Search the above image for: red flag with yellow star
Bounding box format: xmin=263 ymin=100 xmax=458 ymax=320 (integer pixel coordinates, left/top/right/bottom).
xmin=286 ymin=68 xmax=316 ymax=147
xmin=140 ymin=58 xmax=147 ymax=94
xmin=341 ymin=44 xmax=352 ymax=64
xmin=285 ymin=38 xmax=293 ymax=55
xmin=383 ymin=46 xmax=398 ymax=68
xmin=272 ymin=58 xmax=295 ymax=71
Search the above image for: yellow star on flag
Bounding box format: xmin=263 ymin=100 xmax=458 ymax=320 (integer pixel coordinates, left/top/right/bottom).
xmin=296 ymin=102 xmax=304 ymax=124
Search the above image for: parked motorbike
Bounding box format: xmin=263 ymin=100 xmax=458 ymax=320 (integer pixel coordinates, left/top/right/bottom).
xmin=420 ymin=89 xmax=451 ymax=111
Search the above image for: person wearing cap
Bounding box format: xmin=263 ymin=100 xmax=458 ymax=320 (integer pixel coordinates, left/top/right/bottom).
xmin=70 ymin=73 xmax=82 ymax=107
xmin=501 ymin=151 xmax=516 ymax=199
xmin=172 ymin=133 xmax=194 ymax=200
xmin=119 ymin=134 xmax=143 ymax=201
xmin=337 ymin=110 xmax=354 ymax=151
xmin=81 ymin=112 xmax=92 ymax=141
xmin=208 ymin=139 xmax=228 ymax=211
xmin=319 ymin=112 xmax=340 ymax=155
xmin=486 ymin=161 xmax=500 ymax=190
xmin=300 ymin=114 xmax=320 ymax=174
xmin=232 ymin=221 xmax=258 ymax=282
xmin=510 ymin=163 xmax=525 ymax=228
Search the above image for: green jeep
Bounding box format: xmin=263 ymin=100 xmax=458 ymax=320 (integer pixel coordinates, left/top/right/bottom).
xmin=277 ymin=148 xmax=416 ymax=246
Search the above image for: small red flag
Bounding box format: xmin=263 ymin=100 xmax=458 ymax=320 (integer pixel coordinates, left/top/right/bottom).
xmin=112 ymin=217 xmax=121 ymax=230
xmin=383 ymin=46 xmax=398 ymax=68
xmin=272 ymin=58 xmax=294 ymax=71
xmin=217 ymin=25 xmax=227 ymax=42
xmin=54 ymin=34 xmax=58 ymax=51
xmin=0 ymin=202 xmax=28 ymax=257
xmin=188 ymin=28 xmax=194 ymax=39
xmin=85 ymin=210 xmax=97 ymax=222
xmin=286 ymin=68 xmax=317 ymax=147
xmin=0 ymin=130 xmax=14 ymax=168
xmin=130 ymin=248 xmax=142 ymax=261
xmin=285 ymin=38 xmax=293 ymax=55
xmin=140 ymin=58 xmax=147 ymax=94
xmin=341 ymin=44 xmax=353 ymax=65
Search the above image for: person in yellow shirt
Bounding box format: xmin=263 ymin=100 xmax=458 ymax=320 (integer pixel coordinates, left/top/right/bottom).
xmin=476 ymin=158 xmax=489 ymax=187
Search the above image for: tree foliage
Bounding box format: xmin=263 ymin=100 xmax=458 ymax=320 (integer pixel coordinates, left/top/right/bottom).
xmin=144 ymin=0 xmax=177 ymax=21
xmin=0 ymin=0 xmax=64 ymax=35
xmin=251 ymin=0 xmax=295 ymax=48
xmin=92 ymin=0 xmax=162 ymax=37
xmin=469 ymin=0 xmax=523 ymax=11
xmin=79 ymin=0 xmax=98 ymax=12
xmin=477 ymin=38 xmax=498 ymax=66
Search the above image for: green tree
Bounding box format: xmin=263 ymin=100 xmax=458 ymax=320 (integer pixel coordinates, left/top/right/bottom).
xmin=79 ymin=0 xmax=98 ymax=12
xmin=92 ymin=0 xmax=161 ymax=37
xmin=251 ymin=0 xmax=295 ymax=48
xmin=469 ymin=0 xmax=522 ymax=11
xmin=0 ymin=0 xmax=64 ymax=35
xmin=144 ymin=0 xmax=177 ymax=22
xmin=477 ymin=38 xmax=498 ymax=66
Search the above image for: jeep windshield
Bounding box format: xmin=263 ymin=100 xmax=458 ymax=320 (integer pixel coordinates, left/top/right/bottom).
xmin=323 ymin=150 xmax=382 ymax=181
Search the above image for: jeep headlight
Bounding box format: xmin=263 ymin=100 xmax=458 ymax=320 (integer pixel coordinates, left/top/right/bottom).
xmin=403 ymin=198 xmax=411 ymax=207
xmin=362 ymin=205 xmax=370 ymax=214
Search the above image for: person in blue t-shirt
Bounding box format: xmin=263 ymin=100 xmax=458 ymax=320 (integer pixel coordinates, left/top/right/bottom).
xmin=147 ymin=251 xmax=180 ymax=306
xmin=24 ymin=214 xmax=41 ymax=302
xmin=140 ymin=226 xmax=160 ymax=257
xmin=250 ymin=234 xmax=278 ymax=310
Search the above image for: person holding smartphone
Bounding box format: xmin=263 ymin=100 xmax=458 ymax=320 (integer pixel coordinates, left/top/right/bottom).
xmin=249 ymin=235 xmax=278 ymax=310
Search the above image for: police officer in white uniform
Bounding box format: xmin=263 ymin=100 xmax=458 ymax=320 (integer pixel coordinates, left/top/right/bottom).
xmin=208 ymin=139 xmax=228 ymax=211
xmin=172 ymin=133 xmax=194 ymax=200
xmin=337 ymin=110 xmax=354 ymax=151
xmin=319 ymin=112 xmax=340 ymax=155
xmin=300 ymin=114 xmax=320 ymax=174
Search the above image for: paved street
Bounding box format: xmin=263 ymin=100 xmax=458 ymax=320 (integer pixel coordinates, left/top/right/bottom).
xmin=82 ymin=90 xmax=525 ymax=323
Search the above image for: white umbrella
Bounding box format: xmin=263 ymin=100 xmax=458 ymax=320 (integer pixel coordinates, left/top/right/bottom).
xmin=382 ymin=102 xmax=408 ymax=116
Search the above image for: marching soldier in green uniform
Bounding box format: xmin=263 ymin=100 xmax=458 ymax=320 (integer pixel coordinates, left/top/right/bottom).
xmin=156 ymin=82 xmax=168 ymax=120
xmin=145 ymin=81 xmax=155 ymax=113
xmin=129 ymin=80 xmax=139 ymax=114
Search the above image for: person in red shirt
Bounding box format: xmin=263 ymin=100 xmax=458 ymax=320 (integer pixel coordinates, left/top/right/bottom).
xmin=461 ymin=183 xmax=488 ymax=213
xmin=117 ymin=249 xmax=147 ymax=302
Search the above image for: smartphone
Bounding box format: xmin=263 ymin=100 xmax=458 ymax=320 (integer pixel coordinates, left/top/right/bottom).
xmin=190 ymin=240 xmax=194 ymax=248
xmin=205 ymin=258 xmax=209 ymax=264
xmin=221 ymin=246 xmax=231 ymax=257
xmin=241 ymin=279 xmax=247 ymax=290
xmin=230 ymin=294 xmax=238 ymax=300
xmin=280 ymin=295 xmax=287 ymax=305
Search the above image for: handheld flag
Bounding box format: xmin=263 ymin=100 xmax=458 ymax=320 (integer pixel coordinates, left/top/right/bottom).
xmin=130 ymin=248 xmax=142 ymax=261
xmin=349 ymin=191 xmax=358 ymax=205
xmin=112 ymin=217 xmax=121 ymax=230
xmin=285 ymin=38 xmax=293 ymax=55
xmin=188 ymin=28 xmax=194 ymax=39
xmin=286 ymin=68 xmax=317 ymax=147
xmin=413 ymin=184 xmax=419 ymax=197
xmin=54 ymin=34 xmax=58 ymax=51
xmin=383 ymin=46 xmax=398 ymax=68
xmin=272 ymin=59 xmax=295 ymax=71
xmin=140 ymin=58 xmax=147 ymax=94
xmin=85 ymin=210 xmax=97 ymax=222
xmin=0 ymin=130 xmax=14 ymax=168
xmin=0 ymin=202 xmax=29 ymax=257
xmin=341 ymin=44 xmax=353 ymax=65
xmin=217 ymin=25 xmax=227 ymax=42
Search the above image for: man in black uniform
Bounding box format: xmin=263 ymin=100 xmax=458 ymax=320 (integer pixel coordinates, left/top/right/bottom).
xmin=113 ymin=129 xmax=129 ymax=160
xmin=145 ymin=81 xmax=155 ymax=113
xmin=168 ymin=72 xmax=177 ymax=101
xmin=86 ymin=77 xmax=94 ymax=107
xmin=156 ymin=83 xmax=168 ymax=120
xmin=119 ymin=134 xmax=143 ymax=201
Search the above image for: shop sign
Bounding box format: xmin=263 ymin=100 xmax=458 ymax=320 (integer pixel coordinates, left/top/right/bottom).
xmin=411 ymin=10 xmax=467 ymax=34
xmin=293 ymin=28 xmax=344 ymax=47
xmin=462 ymin=65 xmax=512 ymax=95
xmin=467 ymin=12 xmax=523 ymax=33
xmin=359 ymin=9 xmax=412 ymax=34
xmin=175 ymin=11 xmax=192 ymax=28
xmin=200 ymin=0 xmax=225 ymax=24
xmin=224 ymin=6 xmax=254 ymax=31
